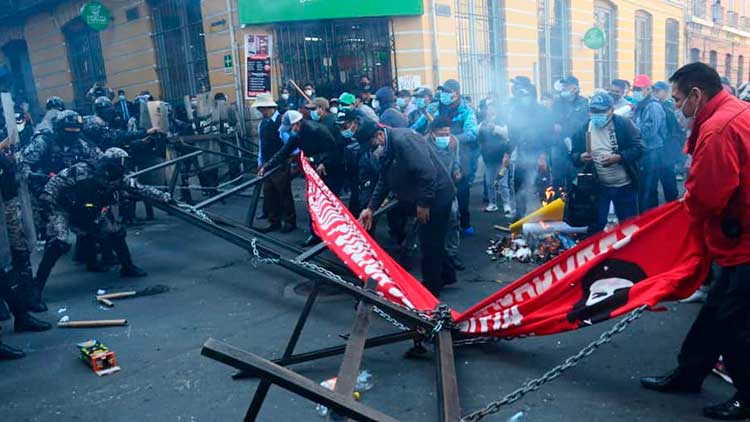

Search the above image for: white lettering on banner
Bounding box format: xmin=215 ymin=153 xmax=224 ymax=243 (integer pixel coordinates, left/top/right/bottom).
xmin=463 ymin=225 xmax=640 ymax=333
xmin=301 ymin=159 xmax=416 ymax=310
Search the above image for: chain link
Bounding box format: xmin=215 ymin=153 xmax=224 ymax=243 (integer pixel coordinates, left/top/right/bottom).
xmin=459 ymin=305 xmax=648 ymax=422
xmin=248 ymin=238 xmax=423 ymax=332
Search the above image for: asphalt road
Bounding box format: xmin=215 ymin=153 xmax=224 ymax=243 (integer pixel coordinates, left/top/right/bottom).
xmin=0 ymin=180 xmax=728 ymax=422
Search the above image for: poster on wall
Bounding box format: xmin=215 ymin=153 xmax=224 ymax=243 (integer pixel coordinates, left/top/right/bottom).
xmin=245 ymin=34 xmax=272 ymax=99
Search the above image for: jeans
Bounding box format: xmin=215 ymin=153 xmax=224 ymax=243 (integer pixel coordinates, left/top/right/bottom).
xmin=677 ymin=264 xmax=750 ymax=402
xmin=593 ymin=184 xmax=638 ymax=233
xmin=445 ymin=199 xmax=460 ymax=257
xmin=639 ymin=148 xmax=678 ymax=212
xmin=484 ymin=161 xmax=501 ymax=206
xmin=418 ymin=196 xmax=456 ymax=295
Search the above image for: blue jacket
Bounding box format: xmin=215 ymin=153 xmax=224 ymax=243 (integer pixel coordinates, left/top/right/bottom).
xmin=633 ymin=95 xmax=667 ymax=150
xmin=411 ymin=100 xmax=478 ymax=175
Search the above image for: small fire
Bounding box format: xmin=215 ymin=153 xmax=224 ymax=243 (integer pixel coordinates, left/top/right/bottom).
xmin=541 ymin=186 xmax=566 ymax=207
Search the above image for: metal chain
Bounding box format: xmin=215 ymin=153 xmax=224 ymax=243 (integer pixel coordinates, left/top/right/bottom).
xmin=459 ymin=305 xmax=648 ymax=422
xmin=248 ymin=238 xmax=422 ymax=332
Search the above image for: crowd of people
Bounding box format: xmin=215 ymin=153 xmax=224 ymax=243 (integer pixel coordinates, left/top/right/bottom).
xmin=0 ymin=85 xmax=241 ymax=360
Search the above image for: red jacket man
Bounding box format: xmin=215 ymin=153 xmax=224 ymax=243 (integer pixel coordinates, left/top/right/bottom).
xmin=641 ymin=63 xmax=750 ymax=421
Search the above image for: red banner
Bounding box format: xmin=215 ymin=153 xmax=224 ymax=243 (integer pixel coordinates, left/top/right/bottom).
xmin=454 ymin=202 xmax=711 ymax=337
xmin=300 ymin=153 xmax=440 ymax=312
xmin=301 ymin=153 xmax=710 ymax=337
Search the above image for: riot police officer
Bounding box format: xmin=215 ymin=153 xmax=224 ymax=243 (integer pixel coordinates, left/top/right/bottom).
xmin=31 ymin=148 xmax=174 ymax=311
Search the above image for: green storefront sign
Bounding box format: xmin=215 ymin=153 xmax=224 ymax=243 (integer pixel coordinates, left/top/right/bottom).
xmin=239 ymin=0 xmax=424 ymax=25
xmin=80 ymin=1 xmax=111 ymax=31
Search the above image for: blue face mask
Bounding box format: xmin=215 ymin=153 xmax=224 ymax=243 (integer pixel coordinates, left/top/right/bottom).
xmin=435 ymin=136 xmax=451 ymax=150
xmin=560 ymin=90 xmax=573 ymax=100
xmin=396 ymin=98 xmax=407 ymax=108
xmin=415 ymin=98 xmax=426 ymax=109
xmin=280 ymin=131 xmax=291 ymax=142
xmin=632 ymin=91 xmax=644 ymax=102
xmin=340 ymin=128 xmax=354 ymax=139
xmin=311 ymin=110 xmax=320 ymax=121
xmin=440 ymin=92 xmax=454 ymax=106
xmin=590 ymin=113 xmax=609 ymax=129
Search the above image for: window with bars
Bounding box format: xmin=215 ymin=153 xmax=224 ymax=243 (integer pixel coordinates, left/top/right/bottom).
xmin=710 ymin=50 xmax=718 ymax=68
xmin=537 ymin=0 xmax=571 ymax=94
xmin=635 ymin=11 xmax=653 ymax=77
xmin=738 ymin=55 xmax=745 ymax=86
xmin=455 ymin=0 xmax=506 ymax=100
xmin=725 ymin=53 xmax=733 ymax=79
xmin=594 ymin=0 xmax=616 ymax=89
xmin=665 ymin=19 xmax=680 ymax=78
xmin=63 ymin=17 xmax=106 ymax=112
xmin=690 ymin=48 xmax=701 ymax=63
xmin=150 ymin=0 xmax=210 ymax=104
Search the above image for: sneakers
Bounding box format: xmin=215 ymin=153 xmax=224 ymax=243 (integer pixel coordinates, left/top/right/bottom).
xmin=484 ymin=204 xmax=499 ymax=213
xmin=503 ymin=204 xmax=513 ymax=218
xmin=681 ymin=286 xmax=709 ymax=304
xmin=713 ymin=357 xmax=734 ymax=385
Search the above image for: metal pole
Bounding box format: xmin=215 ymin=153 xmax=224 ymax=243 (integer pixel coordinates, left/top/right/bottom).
xmin=128 ymin=150 xmax=202 ymax=178
xmin=192 ymin=169 xmax=274 ymax=210
xmin=225 ymin=0 xmax=247 ymax=138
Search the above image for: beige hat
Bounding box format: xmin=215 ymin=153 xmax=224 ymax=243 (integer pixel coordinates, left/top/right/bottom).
xmin=252 ymin=93 xmax=277 ymax=108
xmin=305 ymin=97 xmax=329 ymax=110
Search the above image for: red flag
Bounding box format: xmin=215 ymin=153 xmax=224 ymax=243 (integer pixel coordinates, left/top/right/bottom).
xmin=300 ymin=153 xmax=440 ymax=312
xmin=454 ymin=202 xmax=711 ymax=337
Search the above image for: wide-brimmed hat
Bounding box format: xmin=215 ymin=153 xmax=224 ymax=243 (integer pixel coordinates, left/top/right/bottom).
xmin=252 ymin=94 xmax=277 ymax=108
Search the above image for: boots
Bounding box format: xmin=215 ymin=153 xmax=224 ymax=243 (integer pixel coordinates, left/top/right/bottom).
xmin=72 ymin=234 xmax=89 ymax=263
xmin=109 ymin=234 xmax=147 ymax=278
xmin=0 ymin=341 xmax=24 ymax=360
xmin=0 ymin=269 xmax=51 ymax=332
xmin=80 ymin=238 xmax=109 ymax=273
xmin=29 ymin=240 xmax=69 ymax=313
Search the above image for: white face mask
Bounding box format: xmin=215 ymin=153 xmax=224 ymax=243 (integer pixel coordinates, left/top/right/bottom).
xmin=329 ymin=106 xmax=338 ymax=114
xmin=281 ymin=93 xmax=290 ymax=100
xmin=677 ymin=89 xmax=698 ymax=131
xmin=304 ymin=89 xmax=314 ymax=97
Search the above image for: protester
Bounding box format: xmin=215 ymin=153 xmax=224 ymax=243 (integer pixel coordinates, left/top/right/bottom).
xmin=569 ymin=93 xmax=643 ymax=232
xmin=641 ymin=62 xmax=750 ymax=421
xmin=253 ymin=94 xmax=296 ymax=234
xmin=506 ymin=77 xmax=553 ymax=219
xmin=277 ymin=87 xmax=295 ymax=114
xmin=632 ymin=74 xmax=676 ymax=211
xmin=115 ymin=89 xmax=134 ymax=127
xmin=412 ymin=79 xmax=478 ymax=236
xmin=551 ymin=75 xmax=589 ymax=192
xmin=653 ymin=81 xmax=687 ymax=187
xmin=306 ymin=97 xmax=336 ymax=133
xmin=339 ymin=92 xmax=378 ymax=122
xmin=329 ymin=98 xmax=339 ymax=115
xmin=375 ymin=87 xmax=409 ymax=128
xmin=609 ymin=79 xmax=633 ymax=118
xmin=409 ymin=87 xmax=434 ymax=129
xmin=427 ymin=116 xmax=464 ymax=271
xmin=302 ymin=83 xmax=315 ymax=100
xmin=260 ymin=110 xmax=343 ymax=247
xmin=478 ymin=102 xmax=511 ymax=215
xmin=357 ymin=120 xmax=457 ymax=295
xmin=397 ymin=89 xmax=417 ymax=117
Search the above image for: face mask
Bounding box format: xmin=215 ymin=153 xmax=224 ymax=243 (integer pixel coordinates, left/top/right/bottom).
xmin=440 ymin=92 xmax=454 ymax=106
xmin=340 ymin=128 xmax=354 ymax=139
xmin=280 ymin=131 xmax=291 ymax=143
xmin=281 ymin=93 xmax=290 ymax=100
xmin=677 ymin=90 xmax=698 ymax=130
xmin=17 ymin=122 xmax=26 ymax=133
xmin=304 ymin=90 xmax=314 ymax=97
xmin=632 ymin=91 xmax=644 ymax=102
xmin=560 ymin=90 xmax=573 ymax=100
xmin=311 ymin=110 xmax=320 ymax=121
xmin=396 ymin=98 xmax=407 ymax=108
xmin=590 ymin=113 xmax=609 ymax=129
xmin=415 ymin=98 xmax=426 ymax=109
xmin=608 ymin=92 xmax=622 ymax=103
xmin=435 ymin=136 xmax=451 ymax=149
xmin=330 ymin=106 xmax=338 ymax=114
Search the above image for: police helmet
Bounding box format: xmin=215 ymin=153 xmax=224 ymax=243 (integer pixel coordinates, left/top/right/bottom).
xmin=82 ymin=115 xmax=108 ymax=140
xmin=94 ymin=96 xmax=114 ymax=112
xmin=54 ymin=110 xmax=83 ymax=133
xmin=96 ymin=148 xmax=131 ymax=182
xmin=46 ymin=96 xmax=65 ymax=111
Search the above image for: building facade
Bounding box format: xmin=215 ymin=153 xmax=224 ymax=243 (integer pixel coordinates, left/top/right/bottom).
xmin=0 ymin=0 xmax=736 ymax=120
xmin=686 ymin=0 xmax=750 ymax=87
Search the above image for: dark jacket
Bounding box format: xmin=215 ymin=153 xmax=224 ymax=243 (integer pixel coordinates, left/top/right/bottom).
xmin=258 ymin=112 xmax=283 ymax=165
xmin=368 ymin=127 xmax=455 ymax=210
xmin=569 ymin=114 xmax=644 ymax=188
xmin=266 ymin=120 xmax=341 ymax=172
xmin=478 ymin=123 xmax=511 ymax=165
xmin=633 ymin=95 xmax=667 ymax=150
xmin=379 ymin=107 xmax=409 ymax=128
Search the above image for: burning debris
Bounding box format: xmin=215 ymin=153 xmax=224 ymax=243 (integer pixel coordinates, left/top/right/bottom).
xmin=487 ymin=232 xmax=579 ymax=264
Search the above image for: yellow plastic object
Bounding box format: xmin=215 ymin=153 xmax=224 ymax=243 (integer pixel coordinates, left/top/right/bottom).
xmin=509 ymin=198 xmax=565 ymax=234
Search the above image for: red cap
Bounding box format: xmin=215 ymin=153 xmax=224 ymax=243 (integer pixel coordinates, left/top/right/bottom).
xmin=633 ymin=74 xmax=652 ymax=89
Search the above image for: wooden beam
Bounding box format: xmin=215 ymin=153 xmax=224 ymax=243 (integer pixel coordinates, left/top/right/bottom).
xmin=201 ymin=338 xmax=399 ymax=422
xmin=435 ymin=330 xmax=462 ymax=422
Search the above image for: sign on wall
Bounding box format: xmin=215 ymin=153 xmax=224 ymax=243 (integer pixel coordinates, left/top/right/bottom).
xmin=239 ymin=0 xmax=423 ymax=25
xmin=80 ymin=2 xmax=111 ymax=31
xmin=245 ymin=34 xmax=272 ymax=99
